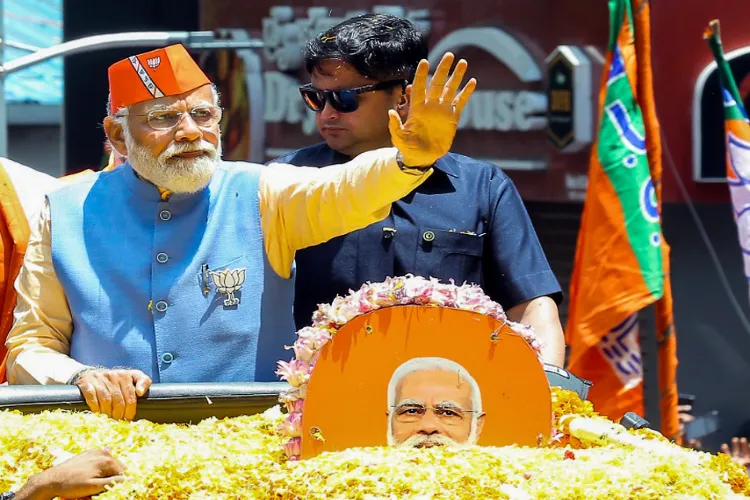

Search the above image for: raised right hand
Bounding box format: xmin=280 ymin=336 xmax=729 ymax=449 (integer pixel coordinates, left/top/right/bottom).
xmin=388 ymin=52 xmax=476 ymax=168
xmin=75 ymin=369 xmax=151 ymax=420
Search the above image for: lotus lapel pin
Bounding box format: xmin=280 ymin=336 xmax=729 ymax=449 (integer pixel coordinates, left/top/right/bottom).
xmin=209 ymin=268 xmax=246 ymax=306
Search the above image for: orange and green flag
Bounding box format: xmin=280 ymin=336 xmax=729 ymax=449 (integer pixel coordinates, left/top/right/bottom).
xmin=566 ymin=0 xmax=676 ymax=434
xmin=705 ymin=20 xmax=750 ymax=305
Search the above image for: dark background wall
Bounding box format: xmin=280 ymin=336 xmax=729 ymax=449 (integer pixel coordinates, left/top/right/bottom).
xmin=62 ymin=0 xmax=200 ymax=173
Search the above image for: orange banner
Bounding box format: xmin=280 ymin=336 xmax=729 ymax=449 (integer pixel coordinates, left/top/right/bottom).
xmin=566 ymin=0 xmax=671 ymax=426
xmin=0 ymin=162 xmax=32 ymax=384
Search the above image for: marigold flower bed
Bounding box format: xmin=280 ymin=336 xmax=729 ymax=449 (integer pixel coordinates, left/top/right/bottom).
xmin=1 ymin=388 xmax=747 ymax=499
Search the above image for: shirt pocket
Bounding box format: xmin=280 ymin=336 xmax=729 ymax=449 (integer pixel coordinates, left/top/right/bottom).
xmin=415 ymin=228 xmax=484 ymax=284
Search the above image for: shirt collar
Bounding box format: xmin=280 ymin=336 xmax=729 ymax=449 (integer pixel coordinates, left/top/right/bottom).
xmin=129 ymin=167 xmax=172 ymax=200
xmin=432 ymin=155 xmax=459 ymax=178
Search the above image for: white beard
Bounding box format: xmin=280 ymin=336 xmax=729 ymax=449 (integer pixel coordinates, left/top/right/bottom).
xmin=122 ymin=124 xmax=222 ymax=194
xmin=387 ymin=416 xmax=479 ymax=448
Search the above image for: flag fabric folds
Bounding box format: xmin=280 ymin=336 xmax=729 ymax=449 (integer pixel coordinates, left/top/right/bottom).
xmin=566 ymin=0 xmax=678 ymax=438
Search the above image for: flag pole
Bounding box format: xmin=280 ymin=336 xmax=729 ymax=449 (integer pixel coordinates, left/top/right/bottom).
xmin=638 ymin=306 xmax=661 ymax=429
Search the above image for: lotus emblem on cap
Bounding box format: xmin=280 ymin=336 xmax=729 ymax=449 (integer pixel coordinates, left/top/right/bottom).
xmin=210 ymin=268 xmax=246 ymax=306
xmin=147 ymin=56 xmax=161 ymax=69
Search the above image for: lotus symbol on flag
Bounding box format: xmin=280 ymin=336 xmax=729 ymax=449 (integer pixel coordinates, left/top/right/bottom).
xmin=210 ymin=268 xmax=246 ymax=306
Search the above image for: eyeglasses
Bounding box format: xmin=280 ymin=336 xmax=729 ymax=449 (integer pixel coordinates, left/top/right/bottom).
xmin=391 ymin=403 xmax=479 ymax=426
xmin=120 ymin=104 xmax=223 ymax=131
xmin=299 ymin=80 xmax=407 ymax=114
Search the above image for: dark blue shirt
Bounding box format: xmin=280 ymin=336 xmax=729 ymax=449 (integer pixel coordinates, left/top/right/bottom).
xmin=272 ymin=143 xmax=562 ymax=330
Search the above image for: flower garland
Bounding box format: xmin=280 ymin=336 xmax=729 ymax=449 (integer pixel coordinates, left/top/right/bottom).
xmin=2 ymin=397 xmax=748 ymax=499
xmin=275 ymin=275 xmax=545 ymax=460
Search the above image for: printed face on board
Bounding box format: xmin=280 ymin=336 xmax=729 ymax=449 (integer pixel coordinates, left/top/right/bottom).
xmin=298 ymin=306 xmax=552 ymax=459
xmin=387 ymin=358 xmax=486 ymax=449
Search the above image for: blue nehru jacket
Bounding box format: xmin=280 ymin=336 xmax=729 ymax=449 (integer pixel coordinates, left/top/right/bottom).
xmin=47 ymin=162 xmax=295 ymax=383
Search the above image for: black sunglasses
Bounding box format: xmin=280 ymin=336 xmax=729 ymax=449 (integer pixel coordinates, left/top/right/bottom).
xmin=299 ymin=79 xmax=407 ymax=113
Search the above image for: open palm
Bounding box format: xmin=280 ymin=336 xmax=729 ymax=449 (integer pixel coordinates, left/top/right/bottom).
xmin=721 ymin=437 xmax=750 ymax=469
xmin=389 ymin=52 xmax=477 ymax=167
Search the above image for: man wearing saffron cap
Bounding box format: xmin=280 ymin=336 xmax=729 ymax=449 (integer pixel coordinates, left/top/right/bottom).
xmin=6 ymin=44 xmax=476 ymax=419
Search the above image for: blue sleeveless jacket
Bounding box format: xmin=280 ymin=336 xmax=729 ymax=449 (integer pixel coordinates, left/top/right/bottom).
xmin=47 ymin=162 xmax=295 ymax=383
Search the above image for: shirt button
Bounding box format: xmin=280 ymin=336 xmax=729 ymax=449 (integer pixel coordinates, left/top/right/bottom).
xmin=155 ymin=300 xmax=168 ymax=312
xmin=161 ymin=352 xmax=174 ymax=364
xmin=159 ymin=210 xmax=172 ymax=221
xmin=422 ymin=230 xmax=436 ymax=242
xmin=156 ymin=252 xmax=169 ymax=264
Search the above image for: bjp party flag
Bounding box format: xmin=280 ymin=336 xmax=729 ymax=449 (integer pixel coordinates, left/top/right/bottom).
xmin=705 ymin=20 xmax=750 ymax=306
xmin=566 ymin=0 xmax=677 ymax=438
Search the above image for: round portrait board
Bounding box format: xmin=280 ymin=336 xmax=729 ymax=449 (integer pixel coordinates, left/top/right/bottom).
xmin=299 ymin=305 xmax=552 ymax=459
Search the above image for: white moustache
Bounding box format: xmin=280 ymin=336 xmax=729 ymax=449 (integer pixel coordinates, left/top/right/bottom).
xmin=161 ymin=140 xmax=218 ymax=161
xmin=398 ymin=433 xmax=463 ymax=449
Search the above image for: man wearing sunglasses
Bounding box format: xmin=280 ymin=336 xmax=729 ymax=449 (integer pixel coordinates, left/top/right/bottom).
xmin=273 ymin=14 xmax=566 ymax=366
xmin=6 ymin=43 xmax=475 ymax=419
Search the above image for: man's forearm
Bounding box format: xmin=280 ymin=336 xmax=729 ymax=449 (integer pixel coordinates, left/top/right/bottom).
xmin=507 ymin=296 xmax=566 ymax=366
xmin=7 ymin=349 xmax=87 ymax=385
xmin=8 ymin=200 xmax=78 ymax=385
xmin=12 ymin=474 xmax=54 ymax=500
xmin=260 ymin=148 xmax=432 ymax=277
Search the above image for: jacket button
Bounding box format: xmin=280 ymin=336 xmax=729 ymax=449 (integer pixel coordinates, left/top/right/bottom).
xmin=155 ymin=300 xmax=168 ymax=312
xmin=156 ymin=252 xmax=169 ymax=264
xmin=159 ymin=210 xmax=172 ymax=221
xmin=422 ymin=231 xmax=435 ymax=242
xmin=161 ymin=352 xmax=174 ymax=364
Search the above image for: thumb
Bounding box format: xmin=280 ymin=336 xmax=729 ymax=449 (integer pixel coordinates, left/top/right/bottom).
xmin=89 ymin=474 xmax=126 ymax=489
xmin=133 ymin=372 xmax=152 ymax=397
xmin=387 ymin=109 xmax=404 ymax=138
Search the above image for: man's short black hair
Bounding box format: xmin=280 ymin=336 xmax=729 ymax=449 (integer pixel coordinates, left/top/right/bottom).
xmin=304 ymin=13 xmax=428 ymax=83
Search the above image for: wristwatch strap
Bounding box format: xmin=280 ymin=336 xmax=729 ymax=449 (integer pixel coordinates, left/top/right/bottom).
xmin=395 ymin=151 xmax=432 ymax=175
xmin=67 ymin=366 xmax=104 ymax=385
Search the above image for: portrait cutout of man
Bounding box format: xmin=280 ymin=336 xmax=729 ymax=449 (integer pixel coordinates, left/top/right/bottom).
xmin=298 ymin=307 xmax=554 ymax=459
xmin=386 ymin=357 xmax=486 ymax=448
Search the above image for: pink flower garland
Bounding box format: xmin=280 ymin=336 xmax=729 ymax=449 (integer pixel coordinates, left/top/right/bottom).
xmin=275 ymin=275 xmax=544 ymax=460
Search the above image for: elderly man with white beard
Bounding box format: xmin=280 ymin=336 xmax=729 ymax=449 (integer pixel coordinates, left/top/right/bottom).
xmin=387 ymin=357 xmax=485 ymax=448
xmin=6 ymin=44 xmax=476 ymax=420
